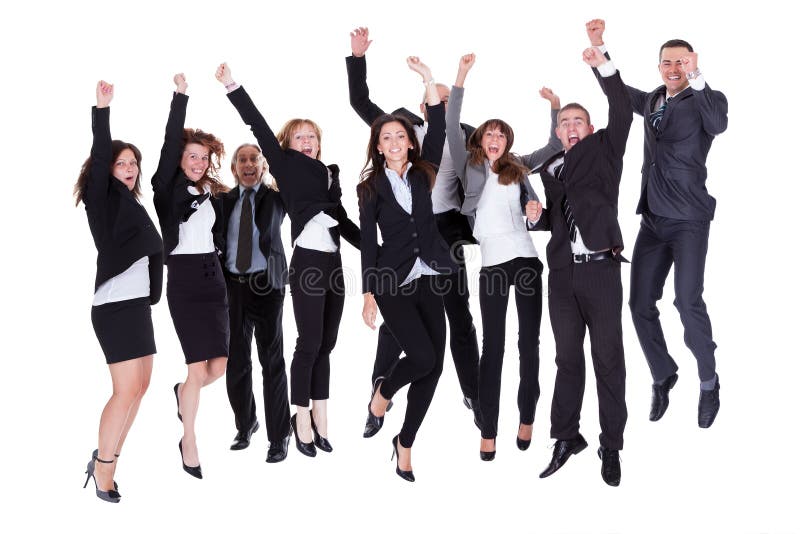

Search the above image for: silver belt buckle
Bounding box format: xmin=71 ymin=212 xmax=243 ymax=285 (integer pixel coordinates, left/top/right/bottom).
xmin=574 ymin=254 xmax=588 ymax=264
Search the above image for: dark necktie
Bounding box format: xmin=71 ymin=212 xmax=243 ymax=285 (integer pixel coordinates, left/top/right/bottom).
xmin=649 ymin=96 xmax=672 ymax=129
xmin=235 ymin=188 xmax=254 ymax=273
xmin=555 ymin=164 xmax=577 ymax=243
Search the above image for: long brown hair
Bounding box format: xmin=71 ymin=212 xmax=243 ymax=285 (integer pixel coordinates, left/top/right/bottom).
xmin=357 ymin=114 xmax=436 ymax=203
xmin=74 ymin=140 xmax=143 ymax=206
xmin=467 ymin=119 xmax=528 ymax=185
xmin=183 ymin=128 xmax=229 ymax=196
xmin=276 ymin=119 xmax=323 ymax=160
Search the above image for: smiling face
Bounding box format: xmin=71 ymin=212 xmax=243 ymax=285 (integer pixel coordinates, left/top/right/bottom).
xmin=377 ymin=120 xmax=414 ymax=169
xmin=181 ymin=142 xmax=210 ymax=182
xmin=659 ymin=46 xmax=691 ymax=95
xmin=481 ymin=127 xmax=508 ymax=164
xmin=112 ymin=148 xmax=139 ymax=190
xmin=232 ymin=145 xmax=265 ymax=188
xmin=289 ymin=123 xmax=320 ymax=159
xmin=556 ymin=105 xmax=594 ymax=152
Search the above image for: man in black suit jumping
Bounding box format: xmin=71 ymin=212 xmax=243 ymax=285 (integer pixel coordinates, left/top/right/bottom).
xmin=532 ymin=28 xmax=632 ymax=486
xmin=586 ymin=19 xmax=728 ymax=429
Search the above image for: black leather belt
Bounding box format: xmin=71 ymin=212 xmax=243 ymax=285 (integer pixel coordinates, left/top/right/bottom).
xmin=572 ymin=251 xmax=614 ymax=264
xmin=227 ymin=271 xmax=266 ymax=283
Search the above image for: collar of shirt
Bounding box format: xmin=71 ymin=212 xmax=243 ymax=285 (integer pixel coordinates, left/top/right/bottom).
xmin=547 ymin=157 xmax=565 ymax=176
xmin=238 ymin=182 xmax=261 ymax=196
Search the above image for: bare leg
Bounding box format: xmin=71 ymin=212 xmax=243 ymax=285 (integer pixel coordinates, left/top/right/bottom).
xmin=294 ymin=406 xmax=312 ymax=443
xmin=311 ymin=399 xmax=328 ymax=438
xmin=179 ymin=356 xmax=227 ymax=467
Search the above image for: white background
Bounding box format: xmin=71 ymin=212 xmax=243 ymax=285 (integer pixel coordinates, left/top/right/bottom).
xmin=1 ymin=1 xmax=796 ymax=533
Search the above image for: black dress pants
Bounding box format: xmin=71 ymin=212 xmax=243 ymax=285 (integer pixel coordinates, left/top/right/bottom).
xmin=289 ymin=247 xmax=345 ymax=406
xmin=371 ymin=239 xmax=479 ymax=401
xmin=375 ymin=276 xmax=446 ymax=448
xmin=548 ymin=258 xmax=627 ymax=451
xmin=477 ymin=257 xmax=543 ymax=439
xmin=225 ymin=272 xmax=289 ymax=443
xmin=629 ymin=212 xmax=717 ymax=382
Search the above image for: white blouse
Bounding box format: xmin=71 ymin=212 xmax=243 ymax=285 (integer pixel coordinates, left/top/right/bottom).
xmin=93 ymin=256 xmax=150 ymax=306
xmin=170 ymin=184 xmax=217 ymax=255
xmin=472 ymin=168 xmax=538 ymax=267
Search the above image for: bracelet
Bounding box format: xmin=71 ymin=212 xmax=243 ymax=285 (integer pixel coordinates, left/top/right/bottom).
xmin=424 ymin=79 xmax=435 ymax=87
xmin=225 ymin=82 xmax=238 ymax=90
xmin=686 ymin=69 xmax=701 ymax=81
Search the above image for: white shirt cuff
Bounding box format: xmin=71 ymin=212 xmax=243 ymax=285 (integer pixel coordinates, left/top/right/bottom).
xmin=689 ymin=75 xmax=706 ymax=91
xmin=597 ymin=59 xmax=617 ymax=77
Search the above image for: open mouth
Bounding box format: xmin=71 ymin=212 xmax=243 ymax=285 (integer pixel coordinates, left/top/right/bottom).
xmin=487 ymin=145 xmax=500 ymax=155
xmin=568 ymin=135 xmax=579 ymax=145
xmin=301 ymin=147 xmax=313 ymax=156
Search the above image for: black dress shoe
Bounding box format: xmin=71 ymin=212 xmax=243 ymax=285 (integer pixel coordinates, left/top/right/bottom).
xmin=178 ymin=439 xmax=202 ymax=479
xmin=266 ymin=434 xmax=291 ymax=463
xmin=310 ymin=410 xmax=333 ymax=453
xmin=230 ymin=420 xmax=260 ymax=451
xmin=650 ymin=373 xmax=678 ymax=421
xmin=539 ymin=434 xmax=588 ymax=478
xmin=598 ymin=446 xmax=621 ymax=486
xmin=698 ymin=379 xmax=720 ymax=428
xmin=290 ymin=414 xmax=317 ymax=457
xmin=363 ymin=378 xmax=387 ymax=438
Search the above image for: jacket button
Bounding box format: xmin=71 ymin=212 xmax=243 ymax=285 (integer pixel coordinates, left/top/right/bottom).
xmin=411 ymin=232 xmax=418 ymax=238
xmin=409 ymin=217 xmax=415 ymax=223
xmin=413 ymin=248 xmax=420 ymax=254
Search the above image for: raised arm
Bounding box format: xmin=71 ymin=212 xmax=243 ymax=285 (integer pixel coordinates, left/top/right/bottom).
xmin=678 ymin=52 xmax=728 ymax=135
xmin=583 ymin=46 xmax=633 ymax=163
xmin=85 ymin=81 xmax=114 ymax=208
xmin=346 ymin=27 xmax=386 ymax=126
xmin=408 ymin=56 xmax=445 ymax=166
xmin=152 ymin=73 xmax=188 ymax=193
xmin=446 ymin=54 xmax=474 ymax=184
xmin=216 ymin=62 xmax=288 ymax=177
xmin=517 ymin=87 xmax=563 ymax=171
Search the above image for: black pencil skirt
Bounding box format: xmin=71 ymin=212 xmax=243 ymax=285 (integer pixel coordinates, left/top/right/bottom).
xmin=91 ymin=296 xmax=156 ymax=364
xmin=167 ymin=253 xmax=230 ymax=364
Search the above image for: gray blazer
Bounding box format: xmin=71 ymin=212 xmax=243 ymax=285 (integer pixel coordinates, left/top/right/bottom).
xmin=446 ymin=85 xmax=562 ymax=221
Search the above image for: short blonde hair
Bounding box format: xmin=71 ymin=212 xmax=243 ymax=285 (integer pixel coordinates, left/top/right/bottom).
xmin=276 ymin=119 xmax=323 ymax=160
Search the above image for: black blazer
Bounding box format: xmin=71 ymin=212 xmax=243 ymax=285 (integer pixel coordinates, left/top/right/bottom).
xmin=346 ymin=54 xmax=478 ymax=246
xmin=536 ymin=70 xmax=633 ymax=270
xmin=151 ymin=92 xmax=224 ymax=261
xmin=220 ymin=184 xmax=288 ymax=291
xmin=358 ymin=102 xmax=456 ymax=295
xmin=627 ymin=81 xmax=727 ymax=221
xmin=226 ymin=86 xmax=360 ymax=250
xmin=83 ymin=106 xmax=163 ymax=304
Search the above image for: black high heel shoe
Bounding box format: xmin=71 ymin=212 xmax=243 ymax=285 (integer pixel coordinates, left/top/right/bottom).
xmin=363 ymin=378 xmax=387 ymax=438
xmin=391 ymin=435 xmax=415 ymax=482
xmin=92 ymin=449 xmax=119 ymax=492
xmin=309 ymin=410 xmax=333 ymax=453
xmin=178 ymin=439 xmax=203 ymax=479
xmin=291 ymin=414 xmax=317 ymax=457
xmin=480 ymin=438 xmax=496 ymax=461
xmin=83 ymin=451 xmax=121 ymax=503
xmin=173 ymin=383 xmax=183 ymax=422
xmin=516 ymin=423 xmax=531 ymax=451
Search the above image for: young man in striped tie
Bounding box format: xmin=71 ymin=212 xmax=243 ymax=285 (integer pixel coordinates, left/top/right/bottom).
xmin=529 ymin=23 xmax=633 ymax=487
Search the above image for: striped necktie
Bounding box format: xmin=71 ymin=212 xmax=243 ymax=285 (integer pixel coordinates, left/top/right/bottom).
xmin=650 ymin=96 xmax=672 ymax=129
xmin=555 ymin=164 xmax=577 ymax=243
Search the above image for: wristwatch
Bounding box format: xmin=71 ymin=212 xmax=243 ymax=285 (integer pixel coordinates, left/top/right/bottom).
xmin=687 ymin=69 xmax=702 ymax=80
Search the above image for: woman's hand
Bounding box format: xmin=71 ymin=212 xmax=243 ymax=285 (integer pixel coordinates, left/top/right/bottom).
xmin=407 ymin=56 xmax=432 ymax=83
xmin=215 ymin=62 xmax=236 ymax=88
xmin=96 ymin=80 xmax=113 ymax=108
xmin=174 ymin=73 xmax=188 ymax=94
xmin=362 ymin=293 xmax=378 ymax=330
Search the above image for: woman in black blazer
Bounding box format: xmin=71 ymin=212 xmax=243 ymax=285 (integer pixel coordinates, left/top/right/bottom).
xmin=216 ymin=63 xmax=360 ymax=458
xmin=75 ymin=81 xmax=163 ymax=502
xmin=358 ymin=57 xmax=455 ymax=482
xmin=151 ymin=73 xmax=229 ymax=479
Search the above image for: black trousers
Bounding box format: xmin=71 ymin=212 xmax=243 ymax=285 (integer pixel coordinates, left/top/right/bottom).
xmin=371 ymin=240 xmax=479 ymax=401
xmin=288 ymin=247 xmax=345 ymax=406
xmin=478 ymin=257 xmax=543 ymax=439
xmin=375 ymin=276 xmax=446 ymax=448
xmin=629 ymin=212 xmax=717 ymax=382
xmin=548 ymin=258 xmax=627 ymax=451
xmin=225 ymin=272 xmax=289 ymax=443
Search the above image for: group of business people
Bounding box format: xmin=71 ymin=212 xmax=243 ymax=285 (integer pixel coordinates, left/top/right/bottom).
xmin=76 ymin=18 xmax=727 ymax=500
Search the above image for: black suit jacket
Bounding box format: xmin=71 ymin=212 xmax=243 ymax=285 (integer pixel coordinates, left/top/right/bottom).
xmin=226 ymin=86 xmax=360 ymax=250
xmin=358 ymin=103 xmax=456 ymax=295
xmin=151 ymin=92 xmax=224 ymax=261
xmin=627 ymin=81 xmax=727 ymax=221
xmin=536 ymin=70 xmax=633 ymax=270
xmin=220 ymin=184 xmax=288 ymax=291
xmin=83 ymin=106 xmax=164 ymax=304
